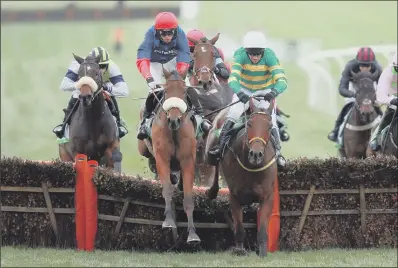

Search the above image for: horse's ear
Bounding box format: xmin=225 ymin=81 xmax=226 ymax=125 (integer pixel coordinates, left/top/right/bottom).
xmin=73 ymin=53 xmax=84 ymax=64
xmin=371 ymin=69 xmax=380 ymax=81
xmin=162 ymin=66 xmax=171 ymax=79
xmin=187 ymin=37 xmax=198 ymax=46
xmin=351 ymin=70 xmax=358 ymax=81
xmin=209 ymin=33 xmax=220 ymax=45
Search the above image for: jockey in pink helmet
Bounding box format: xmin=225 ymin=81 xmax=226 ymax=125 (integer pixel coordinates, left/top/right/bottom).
xmin=369 ymin=50 xmax=398 ymax=151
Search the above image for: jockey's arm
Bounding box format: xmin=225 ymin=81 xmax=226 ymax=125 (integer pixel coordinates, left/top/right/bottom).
xmin=106 ymin=63 xmax=129 ymax=98
xmin=59 ymin=60 xmax=79 ymax=92
xmin=338 ymin=62 xmax=355 ymax=98
xmin=266 ymin=49 xmax=287 ymax=95
xmin=376 ymin=65 xmax=395 ymax=105
xmin=136 ymin=27 xmax=154 ymax=80
xmin=175 ymin=27 xmax=190 ymax=76
xmin=227 ymin=54 xmax=244 ymax=94
xmin=374 ymin=60 xmax=384 ymax=83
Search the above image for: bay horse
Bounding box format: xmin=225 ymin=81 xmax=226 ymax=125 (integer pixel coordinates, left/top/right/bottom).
xmin=137 ymin=68 xmax=200 ymax=244
xmin=187 ymin=33 xmax=234 ymax=186
xmin=58 ymin=53 xmax=122 ymax=172
xmin=205 ymin=95 xmax=278 ymax=257
xmin=338 ymin=70 xmax=381 ymax=158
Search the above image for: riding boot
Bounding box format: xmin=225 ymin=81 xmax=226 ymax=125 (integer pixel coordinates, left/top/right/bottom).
xmin=110 ymin=96 xmax=128 ymax=139
xmin=208 ymin=119 xmax=235 ymax=160
xmin=193 ymin=102 xmax=212 ymax=133
xmin=137 ymin=99 xmax=153 ymax=140
xmin=271 ymin=128 xmax=286 ymax=168
xmin=327 ymin=103 xmax=352 ymax=142
xmin=369 ymin=109 xmax=393 ymax=151
xmin=280 ymin=129 xmax=290 ymax=142
xmin=53 ymin=96 xmax=78 ymax=139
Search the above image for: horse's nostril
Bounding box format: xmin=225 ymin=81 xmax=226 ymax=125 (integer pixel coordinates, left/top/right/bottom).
xmin=249 ymin=150 xmax=254 ymax=157
xmin=258 ymin=151 xmax=264 ymax=158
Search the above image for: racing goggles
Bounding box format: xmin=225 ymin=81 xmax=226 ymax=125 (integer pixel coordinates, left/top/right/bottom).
xmin=159 ymin=29 xmax=175 ymax=37
xmin=99 ymin=64 xmax=108 ymax=70
xmin=359 ymin=63 xmax=371 ymax=68
xmin=245 ymin=48 xmax=264 ymax=57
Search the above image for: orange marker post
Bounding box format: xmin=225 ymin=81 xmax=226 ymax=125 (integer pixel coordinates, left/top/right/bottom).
xmin=74 ymin=154 xmax=88 ymax=251
xmin=85 ymin=160 xmax=98 ymax=251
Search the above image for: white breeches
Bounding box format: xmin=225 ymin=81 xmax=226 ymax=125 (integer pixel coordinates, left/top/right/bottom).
xmin=226 ymin=88 xmax=277 ymax=129
xmin=149 ymin=57 xmax=177 ymax=90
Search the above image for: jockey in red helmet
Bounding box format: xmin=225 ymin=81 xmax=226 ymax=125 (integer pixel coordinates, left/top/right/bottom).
xmin=186 ymin=29 xmax=230 ymax=85
xmin=136 ymin=13 xmax=210 ymax=141
xmin=327 ymin=46 xmax=383 ymax=142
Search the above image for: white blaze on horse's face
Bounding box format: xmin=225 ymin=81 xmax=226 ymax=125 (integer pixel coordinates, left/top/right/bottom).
xmin=74 ymin=76 xmax=98 ymax=92
xmin=162 ymin=97 xmax=187 ymax=113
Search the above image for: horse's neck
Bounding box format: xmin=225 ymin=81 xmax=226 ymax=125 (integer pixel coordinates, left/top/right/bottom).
xmin=80 ymin=96 xmax=106 ymax=121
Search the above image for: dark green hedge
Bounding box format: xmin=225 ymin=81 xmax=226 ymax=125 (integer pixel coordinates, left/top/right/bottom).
xmin=1 ymin=155 xmax=397 ymax=252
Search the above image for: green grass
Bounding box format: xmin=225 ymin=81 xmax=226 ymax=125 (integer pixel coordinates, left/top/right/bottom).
xmin=1 ymin=246 xmax=396 ymax=267
xmin=1 ymin=1 xmax=397 ymax=176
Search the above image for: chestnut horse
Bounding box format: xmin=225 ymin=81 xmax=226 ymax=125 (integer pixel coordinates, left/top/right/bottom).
xmin=187 ymin=33 xmax=233 ymax=186
xmin=58 ymin=53 xmax=121 ymax=172
xmin=137 ymin=68 xmax=200 ymax=244
xmin=205 ymin=96 xmax=278 ymax=257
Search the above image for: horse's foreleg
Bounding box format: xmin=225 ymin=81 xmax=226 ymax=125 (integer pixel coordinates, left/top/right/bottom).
xmin=156 ymin=155 xmax=175 ymax=229
xmin=105 ymin=140 xmax=120 ymax=169
xmin=206 ymin=164 xmax=219 ymax=200
xmin=180 ymin=158 xmax=201 ymax=244
xmin=257 ymin=187 xmax=274 ymax=258
xmin=229 ymin=194 xmax=247 ymax=256
xmin=59 ymin=144 xmax=73 ymax=162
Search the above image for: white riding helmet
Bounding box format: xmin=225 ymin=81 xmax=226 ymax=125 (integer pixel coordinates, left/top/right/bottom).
xmin=392 ymin=50 xmax=398 ymax=67
xmin=243 ymin=31 xmax=267 ymax=49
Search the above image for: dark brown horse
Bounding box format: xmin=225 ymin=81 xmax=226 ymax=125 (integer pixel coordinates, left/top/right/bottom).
xmin=205 ymin=96 xmax=278 ymax=257
xmin=367 ymin=103 xmax=398 ymax=158
xmin=59 ymin=53 xmax=121 ymax=172
xmin=187 ymin=33 xmax=234 ymax=186
xmin=339 ymin=70 xmax=381 ymax=158
xmin=137 ymin=68 xmax=200 ymax=244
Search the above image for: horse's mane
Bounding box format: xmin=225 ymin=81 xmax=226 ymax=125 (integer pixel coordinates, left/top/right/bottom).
xmin=356 ymin=71 xmax=374 ymax=80
xmin=84 ymin=55 xmax=98 ymax=64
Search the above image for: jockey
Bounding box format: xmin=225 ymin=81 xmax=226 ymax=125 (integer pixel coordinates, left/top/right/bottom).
xmin=369 ymin=50 xmax=398 ymax=151
xmin=208 ymin=31 xmax=288 ymax=168
xmin=52 ymin=46 xmax=129 ymax=139
xmin=186 ymin=29 xmax=230 ymax=82
xmin=136 ymin=12 xmax=211 ymax=140
xmin=327 ymin=47 xmax=383 ymax=142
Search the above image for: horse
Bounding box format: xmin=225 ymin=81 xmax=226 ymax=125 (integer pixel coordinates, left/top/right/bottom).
xmin=338 ymin=70 xmax=381 ymax=158
xmin=367 ymin=102 xmax=398 ymax=157
xmin=58 ymin=53 xmax=122 ymax=172
xmin=137 ymin=68 xmax=201 ymax=244
xmin=205 ymin=95 xmax=278 ymax=257
xmin=187 ymin=33 xmax=234 ymax=187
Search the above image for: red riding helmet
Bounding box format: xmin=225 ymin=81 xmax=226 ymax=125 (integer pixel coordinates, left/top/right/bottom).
xmin=186 ymin=29 xmax=205 ymax=47
xmin=217 ymin=47 xmax=225 ymax=61
xmin=356 ymin=47 xmax=376 ymax=64
xmin=154 ymin=12 xmax=178 ymax=30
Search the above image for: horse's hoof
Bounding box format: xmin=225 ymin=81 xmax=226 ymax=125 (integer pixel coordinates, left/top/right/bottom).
xmin=206 ymin=187 xmax=219 ymax=200
xmin=187 ymin=232 xmax=201 ymax=244
xmin=170 ymin=172 xmax=179 ymax=185
xmin=231 ymin=247 xmax=248 ymax=256
xmin=162 ymin=220 xmax=176 ymax=229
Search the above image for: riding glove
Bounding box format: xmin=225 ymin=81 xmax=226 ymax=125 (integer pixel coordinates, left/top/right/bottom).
xmin=237 ymin=91 xmax=250 ymax=103
xmin=214 ymin=66 xmax=220 ymax=75
xmin=146 ymin=77 xmax=158 ymax=91
xmin=263 ymin=89 xmax=278 ymax=102
xmin=390 ymin=98 xmax=398 ymax=106
xmin=102 ymin=83 xmax=113 ymax=93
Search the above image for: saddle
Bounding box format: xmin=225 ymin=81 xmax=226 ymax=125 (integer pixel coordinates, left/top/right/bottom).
xmin=143 ymin=90 xmax=204 ymax=140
